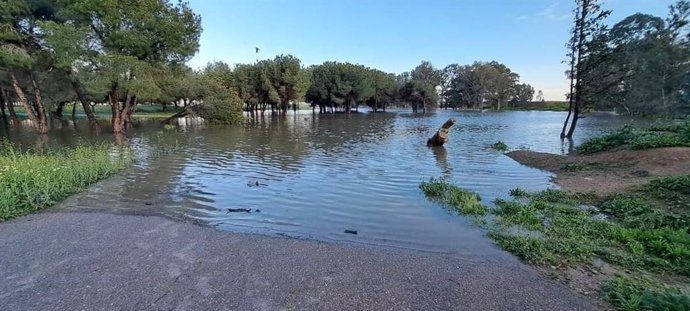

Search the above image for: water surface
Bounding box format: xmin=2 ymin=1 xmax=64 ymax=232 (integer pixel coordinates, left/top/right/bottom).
xmin=1 ymin=110 xmax=647 ymax=253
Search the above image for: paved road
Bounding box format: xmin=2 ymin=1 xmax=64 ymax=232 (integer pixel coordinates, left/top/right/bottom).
xmin=0 ymin=211 xmax=592 ymax=311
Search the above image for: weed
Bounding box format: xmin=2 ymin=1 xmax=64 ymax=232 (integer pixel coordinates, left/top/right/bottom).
xmin=601 ymin=276 xmax=690 ymax=311
xmin=509 ymin=187 xmax=528 ymax=197
xmin=491 ymin=141 xmax=509 ymax=152
xmin=419 ymin=177 xmax=488 ymax=216
xmin=0 ymin=142 xmax=130 ymax=220
xmin=577 ymin=121 xmax=690 ymax=154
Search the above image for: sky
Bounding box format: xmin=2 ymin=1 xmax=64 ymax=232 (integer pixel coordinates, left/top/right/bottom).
xmin=187 ymin=0 xmax=676 ymax=101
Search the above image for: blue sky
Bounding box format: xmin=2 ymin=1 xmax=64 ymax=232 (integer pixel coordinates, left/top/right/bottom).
xmin=187 ymin=0 xmax=676 ymax=101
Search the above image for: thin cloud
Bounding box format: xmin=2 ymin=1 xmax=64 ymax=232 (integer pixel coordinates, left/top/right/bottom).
xmin=537 ymin=2 xmax=571 ymax=22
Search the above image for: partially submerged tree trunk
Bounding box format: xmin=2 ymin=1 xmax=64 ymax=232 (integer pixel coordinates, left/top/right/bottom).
xmin=69 ymin=73 xmax=100 ymax=130
xmin=0 ymin=87 xmax=7 ymax=121
xmin=71 ymin=101 xmax=77 ymax=119
xmin=52 ymin=101 xmax=66 ymax=120
xmin=427 ymin=118 xmax=457 ymax=146
xmin=109 ymin=84 xmax=124 ymax=134
xmin=30 ymin=74 xmax=49 ymax=134
xmin=10 ymin=73 xmax=46 ymax=133
xmin=5 ymin=89 xmax=18 ymax=123
xmin=123 ymin=95 xmax=137 ymax=126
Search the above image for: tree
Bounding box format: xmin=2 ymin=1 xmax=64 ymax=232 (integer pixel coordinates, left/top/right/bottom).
xmin=267 ymin=55 xmax=310 ymax=114
xmin=561 ymin=0 xmax=611 ymax=138
xmin=305 ymin=62 xmax=376 ymax=113
xmin=407 ymin=61 xmax=442 ymax=112
xmin=54 ymin=0 xmax=202 ymax=133
xmin=572 ymin=1 xmax=690 ymax=116
xmin=0 ymin=0 xmax=55 ymax=133
xmin=511 ymin=83 xmax=535 ymax=105
xmin=485 ymin=61 xmax=519 ymax=110
xmin=440 ymin=64 xmax=459 ymax=109
xmin=401 ymin=80 xmax=439 ymax=113
xmin=367 ymin=70 xmax=396 ymax=112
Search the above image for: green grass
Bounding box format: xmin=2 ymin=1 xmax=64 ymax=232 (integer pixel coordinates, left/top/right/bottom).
xmin=601 ymin=276 xmax=690 ymax=311
xmin=577 ymin=121 xmax=690 ymax=154
xmin=0 ymin=141 xmax=130 ymax=220
xmin=504 ymin=101 xmax=569 ymax=112
xmin=420 ymin=176 xmax=690 ymax=310
xmin=419 ymin=177 xmax=489 ymax=216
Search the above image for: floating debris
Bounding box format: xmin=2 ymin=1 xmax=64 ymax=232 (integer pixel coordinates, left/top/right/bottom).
xmin=344 ymin=230 xmax=358 ymax=235
xmin=226 ymin=208 xmax=252 ymax=213
xmin=247 ymin=181 xmax=268 ymax=187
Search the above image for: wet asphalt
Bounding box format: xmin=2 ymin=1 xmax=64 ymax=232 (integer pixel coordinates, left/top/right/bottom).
xmin=0 ymin=211 xmax=593 ymax=311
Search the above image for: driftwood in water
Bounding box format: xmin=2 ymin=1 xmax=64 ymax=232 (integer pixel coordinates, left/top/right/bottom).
xmin=427 ymin=118 xmax=457 ymax=146
xmin=162 ymin=103 xmax=204 ymax=124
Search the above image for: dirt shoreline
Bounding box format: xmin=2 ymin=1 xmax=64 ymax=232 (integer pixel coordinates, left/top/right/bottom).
xmin=507 ymin=147 xmax=690 ymax=194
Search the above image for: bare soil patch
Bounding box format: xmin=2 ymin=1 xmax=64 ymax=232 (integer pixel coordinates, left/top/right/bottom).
xmin=508 ymin=147 xmax=690 ymax=194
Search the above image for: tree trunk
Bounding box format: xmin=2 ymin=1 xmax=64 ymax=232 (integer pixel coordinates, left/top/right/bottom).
xmin=29 ymin=74 xmax=49 ymax=134
xmin=53 ymin=101 xmax=66 ymax=120
xmin=72 ymin=101 xmax=77 ymax=119
xmin=69 ymin=73 xmax=100 ymax=130
xmin=0 ymin=87 xmax=7 ymax=121
xmin=10 ymin=73 xmax=44 ymax=133
xmin=5 ymin=89 xmax=18 ymax=123
xmin=123 ymin=95 xmax=137 ymax=125
xmin=565 ymin=1 xmax=588 ymax=139
xmin=427 ymin=118 xmax=457 ymax=146
xmin=497 ymin=97 xmax=501 ymax=111
xmin=109 ymin=84 xmax=124 ymax=134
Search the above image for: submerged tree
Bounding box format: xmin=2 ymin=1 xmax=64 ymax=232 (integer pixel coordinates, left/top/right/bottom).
xmin=561 ymin=0 xmax=611 ymax=138
xmin=52 ymin=0 xmax=202 ymax=133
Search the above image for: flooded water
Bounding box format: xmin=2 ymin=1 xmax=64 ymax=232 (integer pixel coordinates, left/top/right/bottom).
xmin=1 ymin=111 xmax=649 ymax=253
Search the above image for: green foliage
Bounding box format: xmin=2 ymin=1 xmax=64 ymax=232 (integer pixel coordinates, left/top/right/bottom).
xmin=584 ymin=3 xmax=690 ymax=116
xmin=602 ymin=194 xmax=689 ymax=229
xmin=306 ymin=61 xmax=380 ymax=112
xmin=488 ymin=230 xmax=551 ymax=263
xmin=419 ymin=177 xmax=489 ymax=216
xmin=577 ymin=122 xmax=690 ymax=154
xmin=509 ymin=187 xmax=529 ymax=197
xmin=0 ymin=141 xmax=130 ymax=220
xmin=445 ymin=61 xmax=521 ymax=110
xmin=510 ymin=83 xmax=535 ymax=105
xmin=200 ymin=88 xmax=243 ymax=125
xmin=601 ymin=276 xmax=690 ymax=311
xmin=504 ymin=101 xmax=569 ymax=111
xmin=491 ymin=141 xmax=509 ymax=152
xmin=484 ymin=185 xmax=690 ymax=275
xmin=577 ymin=125 xmax=636 ymax=154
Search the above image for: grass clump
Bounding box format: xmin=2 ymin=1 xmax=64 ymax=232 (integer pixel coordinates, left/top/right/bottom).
xmin=601 ymin=276 xmax=690 ymax=311
xmin=509 ymin=187 xmax=528 ymax=197
xmin=491 ymin=141 xmax=509 ymax=152
xmin=577 ymin=121 xmax=690 ymax=154
xmin=419 ymin=177 xmax=489 ymax=216
xmin=0 ymin=141 xmax=130 ymax=220
xmin=489 ymin=186 xmax=690 ymax=276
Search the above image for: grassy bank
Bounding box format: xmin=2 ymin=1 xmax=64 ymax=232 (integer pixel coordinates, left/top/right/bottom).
xmin=0 ymin=142 xmax=130 ymax=220
xmin=577 ymin=120 xmax=690 ymax=154
xmin=504 ymin=101 xmax=569 ymax=112
xmin=420 ymin=177 xmax=690 ymax=310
